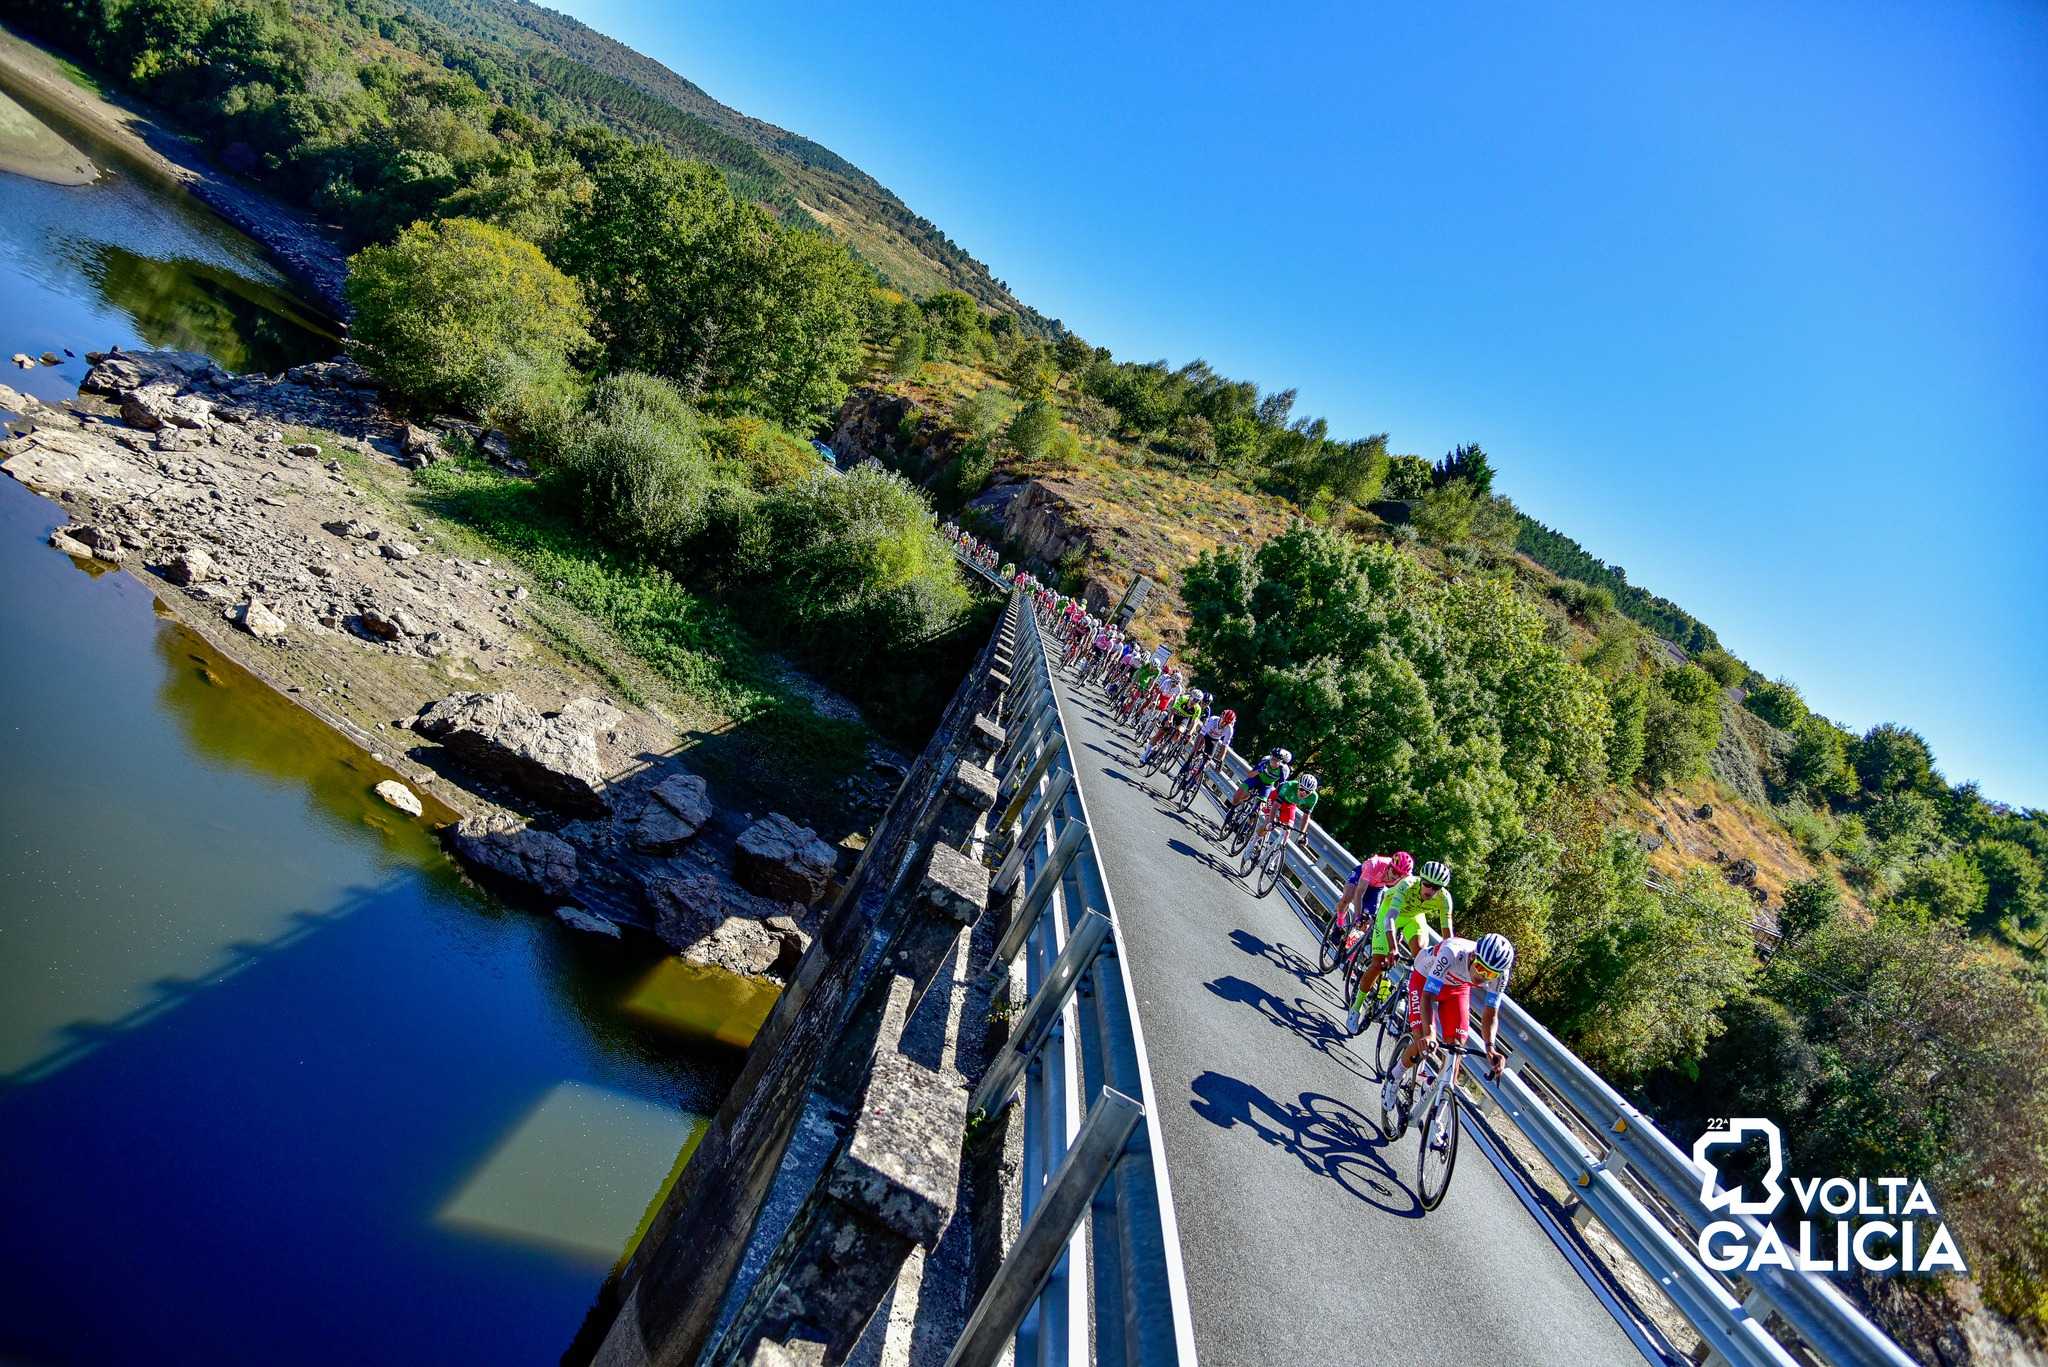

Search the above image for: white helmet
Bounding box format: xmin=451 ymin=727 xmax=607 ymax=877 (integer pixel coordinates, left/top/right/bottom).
xmin=1475 ymin=932 xmax=1514 ymax=975
xmin=1299 ymin=773 xmax=1318 ymax=794
xmin=1275 ymin=748 xmax=1293 ymax=765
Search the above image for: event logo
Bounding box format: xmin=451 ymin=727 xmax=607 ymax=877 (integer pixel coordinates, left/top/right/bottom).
xmin=1692 ymin=1118 xmax=1968 ymax=1276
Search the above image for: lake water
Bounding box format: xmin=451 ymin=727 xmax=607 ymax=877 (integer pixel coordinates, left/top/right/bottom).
xmin=0 ymin=82 xmax=760 ymax=1366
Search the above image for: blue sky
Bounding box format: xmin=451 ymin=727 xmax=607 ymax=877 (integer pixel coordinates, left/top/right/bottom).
xmin=555 ymin=0 xmax=2047 ymax=807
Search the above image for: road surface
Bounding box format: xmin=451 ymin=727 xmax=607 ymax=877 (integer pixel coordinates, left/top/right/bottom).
xmin=1046 ymin=661 xmax=1643 ymax=1367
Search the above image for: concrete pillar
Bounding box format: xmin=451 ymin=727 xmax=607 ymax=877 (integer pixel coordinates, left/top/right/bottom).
xmin=978 ymin=668 xmax=1013 ymax=719
xmin=706 ymin=1053 xmax=968 ymax=1367
xmin=818 ymin=841 xmax=990 ymax=1112
xmin=965 ymin=714 xmax=1005 ymax=763
xmin=931 ymin=759 xmax=998 ymax=854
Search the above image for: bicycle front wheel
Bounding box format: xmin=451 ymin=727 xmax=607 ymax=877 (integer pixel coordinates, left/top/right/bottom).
xmin=1372 ymin=994 xmax=1407 ymax=1079
xmin=1418 ymin=1091 xmax=1462 ymax=1211
xmin=1255 ymin=840 xmax=1286 ymax=898
xmin=1318 ymin=917 xmax=1347 ymax=976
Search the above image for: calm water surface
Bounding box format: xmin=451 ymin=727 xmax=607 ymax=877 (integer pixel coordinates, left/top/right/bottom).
xmin=0 ymin=107 xmax=763 ymax=1366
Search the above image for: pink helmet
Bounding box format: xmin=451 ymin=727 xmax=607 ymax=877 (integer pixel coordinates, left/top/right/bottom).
xmin=1392 ymin=851 xmax=1415 ymax=879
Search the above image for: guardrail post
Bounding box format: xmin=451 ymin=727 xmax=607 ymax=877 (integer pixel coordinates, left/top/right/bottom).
xmin=945 ymin=1089 xmax=1144 ymax=1367
xmin=706 ymin=1052 xmax=968 ymax=1367
xmin=970 ymin=909 xmax=1112 ymax=1118
xmin=966 ymin=714 xmax=1006 ymax=763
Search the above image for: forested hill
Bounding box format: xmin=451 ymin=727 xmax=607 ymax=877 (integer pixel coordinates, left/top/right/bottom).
xmin=397 ymin=0 xmax=1049 ymax=326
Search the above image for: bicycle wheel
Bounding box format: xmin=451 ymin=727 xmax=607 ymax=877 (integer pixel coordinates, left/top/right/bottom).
xmin=1175 ymin=767 xmax=1201 ymax=811
xmin=1318 ymin=915 xmax=1348 ymax=976
xmin=1417 ymin=1090 xmax=1462 ymax=1211
xmin=1255 ymin=839 xmax=1286 ymax=897
xmin=1237 ymin=827 xmax=1266 ymax=877
xmin=1379 ymin=1041 xmax=1412 ymax=1140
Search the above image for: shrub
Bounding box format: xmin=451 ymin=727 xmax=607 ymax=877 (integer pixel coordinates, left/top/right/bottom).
xmin=557 ymin=372 xmax=712 ymax=553
xmin=1638 ymin=664 xmax=1722 ymax=789
xmin=347 ymin=216 xmax=591 ymax=417
xmin=1695 ymin=646 xmax=1746 ymax=688
xmin=1006 ymin=398 xmax=1062 ymax=460
xmin=1744 ymin=676 xmax=1807 ymax=730
xmin=703 ymin=414 xmax=820 ymax=491
xmin=1854 ymin=722 xmax=1940 ymax=798
xmin=1383 ymin=454 xmax=1433 ymax=499
xmin=1776 ymin=875 xmax=1842 ymax=943
xmin=954 ymin=388 xmax=1008 ymax=442
xmin=1774 ymin=799 xmax=1838 ymax=859
xmin=889 ymin=329 xmax=926 ymax=379
xmin=1785 ymin=714 xmax=1856 ymax=800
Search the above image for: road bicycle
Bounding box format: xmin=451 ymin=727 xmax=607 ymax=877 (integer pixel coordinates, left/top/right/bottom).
xmin=1380 ymin=1030 xmax=1491 ymax=1210
xmin=1238 ymin=810 xmax=1297 ymax=898
xmin=1344 ymin=957 xmax=1411 ymax=1078
xmin=1317 ymin=895 xmax=1375 ymax=975
xmin=1168 ymin=747 xmax=1212 ymax=811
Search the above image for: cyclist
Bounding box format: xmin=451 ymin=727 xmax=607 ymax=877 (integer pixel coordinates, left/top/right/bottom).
xmin=1144 ymin=685 xmax=1203 ymax=763
xmin=1331 ymin=849 xmax=1413 ymax=959
xmin=1268 ymin=771 xmax=1319 ymax=833
xmin=1344 ymin=858 xmax=1446 ymax=1033
xmin=1225 ymin=748 xmax=1292 ymax=814
xmin=1122 ymin=654 xmax=1162 ymax=718
xmin=1397 ymin=929 xmax=1514 ymax=1085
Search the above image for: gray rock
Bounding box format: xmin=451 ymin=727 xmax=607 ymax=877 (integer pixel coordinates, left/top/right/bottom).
xmin=235 ymin=598 xmax=287 ymax=640
xmin=0 ymin=382 xmax=37 ymax=412
xmin=379 ymin=539 xmax=420 ymax=561
xmin=412 ymin=691 xmax=613 ymax=814
xmin=48 ymin=528 xmax=93 ymax=559
xmin=322 ymin=519 xmax=372 ymax=539
xmin=555 ymin=905 xmax=620 ymax=938
xmin=165 ymin=547 xmax=216 ymax=585
xmin=629 ymin=772 xmax=714 ymax=854
xmin=39 ymin=352 xmax=61 ymax=366
xmin=10 ymin=353 xmax=33 ymax=369
xmin=449 ymin=813 xmax=580 ymax=896
xmin=400 ymin=424 xmax=442 ymax=464
xmin=734 ymin=813 xmax=837 ymax=905
xmin=554 ymin=697 xmax=622 ymax=736
xmin=374 ymin=779 xmax=423 ymax=816
xmin=288 ymin=442 xmax=322 ymax=458
xmin=358 ymin=608 xmax=403 ymax=640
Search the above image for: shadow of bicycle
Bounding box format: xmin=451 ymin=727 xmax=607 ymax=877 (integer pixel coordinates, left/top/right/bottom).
xmin=1204 ymin=973 xmax=1375 ymax=1087
xmin=1189 ymin=1071 xmax=1418 ymax=1217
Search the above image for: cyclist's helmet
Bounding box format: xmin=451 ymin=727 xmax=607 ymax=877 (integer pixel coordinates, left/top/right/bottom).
xmin=1392 ymin=850 xmax=1414 ymax=878
xmin=1475 ymin=932 xmax=1514 ymax=975
xmin=1276 ymin=748 xmax=1294 ymax=765
xmin=1299 ymin=773 xmax=1319 ymax=794
xmin=1221 ymin=709 xmax=1236 ymax=725
xmin=1420 ymin=860 xmax=1451 ymax=889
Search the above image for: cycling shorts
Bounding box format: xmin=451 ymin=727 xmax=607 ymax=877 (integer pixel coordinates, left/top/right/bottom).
xmin=1235 ymin=770 xmax=1271 ymax=796
xmin=1407 ymin=970 xmax=1471 ymax=1045
xmin=1373 ymin=903 xmax=1427 ymax=958
xmin=1272 ymin=799 xmax=1299 ymax=828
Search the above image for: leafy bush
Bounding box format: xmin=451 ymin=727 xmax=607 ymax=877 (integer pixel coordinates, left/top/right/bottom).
xmin=1890 ymin=850 xmax=1989 ymax=928
xmin=556 ymin=372 xmax=713 ymax=553
xmin=1601 ymin=669 xmax=1649 ymax=785
xmin=347 ymin=217 xmax=592 ymax=417
xmin=1180 ymin=525 xmax=1609 ymax=906
xmin=1774 ymin=799 xmax=1838 ymax=859
xmin=703 ymin=414 xmax=820 ymax=491
xmin=1006 ymin=398 xmax=1062 ymax=460
xmin=1854 ymin=722 xmax=1940 ymax=798
xmin=1785 ymin=714 xmax=1856 ymax=800
xmin=1383 ymin=454 xmax=1433 ymax=500
xmin=1776 ymin=875 xmax=1841 ymax=943
xmin=1638 ymin=664 xmax=1722 ymax=789
xmin=1744 ymin=676 xmax=1807 ymax=730
xmin=1695 ymin=647 xmax=1746 ymax=688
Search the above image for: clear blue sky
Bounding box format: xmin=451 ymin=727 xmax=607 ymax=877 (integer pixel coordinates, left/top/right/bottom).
xmin=555 ymin=0 xmax=2047 ymax=808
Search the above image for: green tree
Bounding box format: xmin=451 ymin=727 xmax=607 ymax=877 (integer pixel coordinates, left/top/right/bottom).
xmin=1854 ymin=722 xmax=1940 ymax=798
xmin=1053 ymin=331 xmax=1093 ymax=373
xmin=888 ymin=328 xmax=926 ymax=380
xmin=1891 ymin=851 xmax=1989 ymax=928
xmin=954 ymin=388 xmax=1008 ymax=442
xmin=1694 ymin=647 xmax=1746 ymax=688
xmin=1430 ymin=442 xmax=1496 ymax=495
xmin=1975 ymin=838 xmax=2045 ymax=930
xmin=1411 ymin=479 xmax=1480 ymax=546
xmin=1170 ymin=413 xmax=1217 ymax=464
xmin=919 ymin=290 xmax=984 ymax=357
xmin=1637 ymin=664 xmax=1722 ymax=789
xmin=1006 ymin=398 xmax=1062 ymax=460
xmin=1776 ymin=875 xmax=1842 ymax=943
xmin=1744 ymin=677 xmax=1808 ymax=730
xmin=1601 ymin=669 xmax=1649 ymax=785
xmin=346 ymin=216 xmax=591 ymax=417
xmin=1785 ymin=714 xmax=1856 ymax=800
xmin=555 ymin=371 xmax=711 ymax=553
xmin=1003 ymin=337 xmax=1052 ymax=398
xmin=1527 ymin=836 xmax=1757 ymax=1079
xmin=1383 ymin=454 xmax=1433 ymax=500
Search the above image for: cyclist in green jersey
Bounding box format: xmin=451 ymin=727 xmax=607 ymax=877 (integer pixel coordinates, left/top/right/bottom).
xmin=1345 ymin=862 xmax=1453 ymax=1033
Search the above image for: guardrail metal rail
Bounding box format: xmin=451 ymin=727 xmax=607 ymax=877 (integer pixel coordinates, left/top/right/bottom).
xmin=949 ymin=594 xmax=1198 ymax=1367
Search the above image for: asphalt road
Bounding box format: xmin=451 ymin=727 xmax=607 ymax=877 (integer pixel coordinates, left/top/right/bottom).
xmin=1046 ymin=663 xmax=1642 ymax=1367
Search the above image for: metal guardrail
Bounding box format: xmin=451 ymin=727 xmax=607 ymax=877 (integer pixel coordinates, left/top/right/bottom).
xmin=950 ymin=594 xmax=1198 ymax=1367
xmin=1170 ymin=711 xmax=1917 ymax=1367
xmin=948 ymin=542 xmax=1011 ymax=592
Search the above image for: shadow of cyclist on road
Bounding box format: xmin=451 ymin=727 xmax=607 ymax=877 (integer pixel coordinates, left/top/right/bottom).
xmin=1227 ymin=928 xmax=1346 ymax=1010
xmin=1204 ymin=974 xmax=1373 ymax=1085
xmin=1189 ymin=1071 xmax=1418 ymax=1217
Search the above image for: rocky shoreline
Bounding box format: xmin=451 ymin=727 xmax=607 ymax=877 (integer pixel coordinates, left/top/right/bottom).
xmin=0 ymin=350 xmax=904 ymax=983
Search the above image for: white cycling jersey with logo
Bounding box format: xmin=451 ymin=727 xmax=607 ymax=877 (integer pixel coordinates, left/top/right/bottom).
xmin=1412 ymin=936 xmax=1511 ymax=1008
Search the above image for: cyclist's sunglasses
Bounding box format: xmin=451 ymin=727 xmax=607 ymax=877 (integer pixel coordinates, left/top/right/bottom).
xmin=1470 ymin=957 xmax=1499 ymax=979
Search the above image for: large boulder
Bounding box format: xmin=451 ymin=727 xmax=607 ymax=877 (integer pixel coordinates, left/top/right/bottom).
xmin=449 ymin=814 xmax=580 ymax=897
xmin=627 ymin=772 xmax=714 ymax=854
xmin=734 ymin=813 xmax=837 ymax=905
xmin=412 ymin=691 xmax=614 ymax=814
xmin=638 ymin=866 xmax=805 ymax=978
